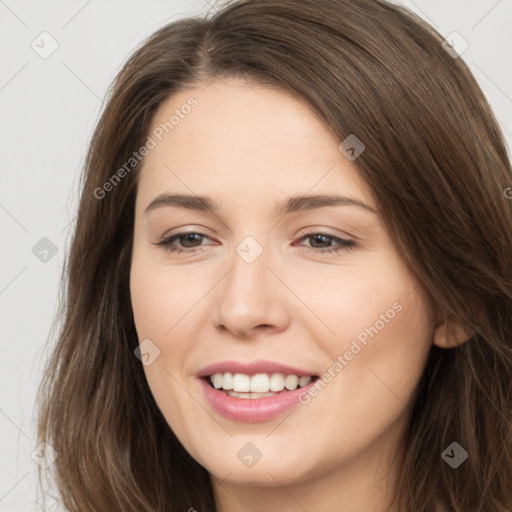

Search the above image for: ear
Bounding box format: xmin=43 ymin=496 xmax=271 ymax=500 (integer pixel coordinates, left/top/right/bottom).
xmin=433 ymin=319 xmax=474 ymax=348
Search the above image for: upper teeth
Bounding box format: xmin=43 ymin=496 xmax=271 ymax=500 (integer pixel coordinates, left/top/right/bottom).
xmin=210 ymin=372 xmax=313 ymax=392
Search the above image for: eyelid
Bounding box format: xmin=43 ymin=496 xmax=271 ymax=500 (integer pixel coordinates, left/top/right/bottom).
xmin=159 ymin=225 xmax=216 ymax=240
xmin=159 ymin=225 xmax=354 ymax=242
xmin=296 ymin=226 xmax=355 ymax=241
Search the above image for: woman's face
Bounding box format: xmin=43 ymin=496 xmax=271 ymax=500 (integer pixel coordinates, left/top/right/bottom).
xmin=130 ymin=78 xmax=434 ymax=491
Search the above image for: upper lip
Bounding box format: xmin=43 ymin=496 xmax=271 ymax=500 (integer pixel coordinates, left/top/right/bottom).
xmin=197 ymin=360 xmax=318 ymax=378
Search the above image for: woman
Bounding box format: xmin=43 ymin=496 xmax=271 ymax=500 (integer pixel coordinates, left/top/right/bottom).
xmin=36 ymin=0 xmax=512 ymax=510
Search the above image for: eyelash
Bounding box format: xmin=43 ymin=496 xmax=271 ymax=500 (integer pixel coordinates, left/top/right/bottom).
xmin=155 ymin=230 xmax=356 ymax=255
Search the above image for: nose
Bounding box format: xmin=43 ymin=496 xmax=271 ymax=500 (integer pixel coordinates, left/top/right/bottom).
xmin=213 ymin=244 xmax=291 ymax=338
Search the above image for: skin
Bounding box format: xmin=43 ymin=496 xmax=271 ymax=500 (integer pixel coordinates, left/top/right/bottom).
xmin=129 ymin=78 xmax=468 ymax=512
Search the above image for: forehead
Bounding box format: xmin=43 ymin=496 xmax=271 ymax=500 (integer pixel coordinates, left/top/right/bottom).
xmin=136 ymin=79 xmax=373 ymax=212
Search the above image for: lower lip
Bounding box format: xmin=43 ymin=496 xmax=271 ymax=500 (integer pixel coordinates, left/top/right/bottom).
xmin=198 ymin=377 xmax=317 ymax=422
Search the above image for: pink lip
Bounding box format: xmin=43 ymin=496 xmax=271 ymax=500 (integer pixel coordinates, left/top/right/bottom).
xmin=196 ymin=360 xmax=319 ymax=423
xmin=197 ymin=377 xmax=318 ymax=423
xmin=197 ymin=359 xmax=317 ymax=378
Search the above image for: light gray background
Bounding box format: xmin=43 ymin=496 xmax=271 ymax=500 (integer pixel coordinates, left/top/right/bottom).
xmin=1 ymin=1 xmax=511 ymax=510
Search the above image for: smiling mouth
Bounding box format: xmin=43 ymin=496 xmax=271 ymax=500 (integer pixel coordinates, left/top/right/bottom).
xmin=203 ymin=372 xmax=320 ymax=399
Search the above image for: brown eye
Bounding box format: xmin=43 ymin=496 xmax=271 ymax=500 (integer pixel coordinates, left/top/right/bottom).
xmin=295 ymin=232 xmax=356 ymax=254
xmin=156 ymin=232 xmax=211 ymax=253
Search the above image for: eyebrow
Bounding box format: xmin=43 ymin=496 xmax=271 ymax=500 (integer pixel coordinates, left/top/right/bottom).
xmin=144 ymin=193 xmax=377 ymax=216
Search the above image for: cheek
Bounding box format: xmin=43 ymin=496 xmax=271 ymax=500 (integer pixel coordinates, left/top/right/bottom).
xmin=129 ymin=258 xmax=205 ymax=340
xmin=287 ymin=252 xmax=424 ymax=345
xmin=305 ymin=251 xmax=433 ymax=408
xmin=129 ymin=258 xmax=207 ymax=406
xmin=325 ymin=279 xmax=434 ymax=426
xmin=130 ymin=264 xmax=199 ymax=445
xmin=300 ymin=287 xmax=433 ymax=466
xmin=347 ymin=291 xmax=433 ymax=377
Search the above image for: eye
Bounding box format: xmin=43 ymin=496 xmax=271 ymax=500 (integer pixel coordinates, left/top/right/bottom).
xmin=154 ymin=230 xmax=356 ymax=255
xmin=294 ymin=231 xmax=356 ymax=254
xmin=155 ymin=231 xmax=212 ymax=254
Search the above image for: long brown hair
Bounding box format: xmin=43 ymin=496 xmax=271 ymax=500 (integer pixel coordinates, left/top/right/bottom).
xmin=35 ymin=0 xmax=512 ymax=510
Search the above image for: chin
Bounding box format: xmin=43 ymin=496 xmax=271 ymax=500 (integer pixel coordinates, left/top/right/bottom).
xmin=207 ymin=462 xmax=308 ymax=487
xmin=195 ymin=443 xmax=323 ymax=488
